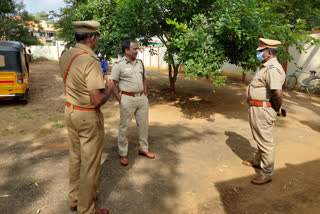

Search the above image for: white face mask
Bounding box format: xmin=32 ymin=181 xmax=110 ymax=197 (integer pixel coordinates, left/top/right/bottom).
xmin=256 ymin=51 xmax=264 ymax=61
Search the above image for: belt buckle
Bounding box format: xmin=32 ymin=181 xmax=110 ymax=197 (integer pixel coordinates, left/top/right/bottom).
xmin=262 ymin=101 xmax=267 ymax=107
xmin=135 ymin=92 xmax=142 ymax=97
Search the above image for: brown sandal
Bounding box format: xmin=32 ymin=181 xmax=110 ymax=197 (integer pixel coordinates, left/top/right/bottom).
xmin=95 ymin=209 xmax=109 ymax=214
xmin=242 ymin=160 xmax=261 ymax=169
xmin=70 ymin=205 xmax=77 ymax=212
xmin=69 ymin=196 xmax=97 ymax=212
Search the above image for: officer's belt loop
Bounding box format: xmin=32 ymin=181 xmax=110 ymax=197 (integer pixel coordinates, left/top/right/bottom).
xmin=248 ymin=100 xmax=272 ymax=107
xmin=66 ymin=102 xmax=96 ymax=111
xmin=121 ymin=91 xmax=143 ymax=97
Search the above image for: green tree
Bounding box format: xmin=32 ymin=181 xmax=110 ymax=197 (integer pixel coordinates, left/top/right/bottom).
xmin=265 ymin=0 xmax=320 ymax=31
xmin=110 ymin=0 xmax=213 ymax=93
xmin=19 ymin=10 xmax=36 ymax=21
xmin=55 ymin=0 xmax=212 ymax=92
xmin=54 ymin=0 xmax=121 ymax=55
xmin=55 ymin=0 xmax=320 ymax=92
xmin=0 ymin=0 xmax=16 ymax=15
xmin=0 ymin=0 xmax=41 ymax=45
xmin=168 ymin=0 xmax=320 ymax=90
xmin=34 ymin=11 xmax=49 ymax=21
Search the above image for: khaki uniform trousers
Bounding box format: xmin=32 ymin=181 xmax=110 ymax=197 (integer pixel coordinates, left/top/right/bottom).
xmin=249 ymin=105 xmax=277 ymax=177
xmin=118 ymin=94 xmax=149 ymax=156
xmin=65 ymin=105 xmax=104 ymax=214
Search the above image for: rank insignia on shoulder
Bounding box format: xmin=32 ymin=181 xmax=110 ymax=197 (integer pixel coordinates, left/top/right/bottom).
xmin=87 ymin=53 xmax=99 ymax=60
xmin=115 ymin=58 xmax=125 ymax=64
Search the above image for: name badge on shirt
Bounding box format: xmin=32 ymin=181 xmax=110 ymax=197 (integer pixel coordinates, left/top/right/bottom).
xmin=124 ymin=68 xmax=132 ymax=71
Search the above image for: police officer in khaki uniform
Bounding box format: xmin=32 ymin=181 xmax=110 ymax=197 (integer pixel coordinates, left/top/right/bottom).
xmin=242 ymin=38 xmax=286 ymax=185
xmin=111 ymin=40 xmax=155 ymax=166
xmin=60 ymin=21 xmax=113 ymax=214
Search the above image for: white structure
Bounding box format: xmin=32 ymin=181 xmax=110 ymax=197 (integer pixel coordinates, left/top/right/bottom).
xmin=137 ymin=46 xmax=169 ymax=71
xmin=30 ymin=40 xmax=66 ymax=60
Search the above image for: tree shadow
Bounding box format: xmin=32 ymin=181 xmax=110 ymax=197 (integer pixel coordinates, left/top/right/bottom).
xmin=299 ymin=120 xmax=320 ymax=132
xmin=199 ymin=159 xmax=320 ymax=214
xmin=96 ymin=123 xmax=212 ymax=214
xmin=147 ymin=72 xmax=249 ymax=121
xmin=0 ymin=140 xmax=68 ymax=214
xmin=280 ymin=92 xmax=320 ymax=129
xmin=224 ymin=131 xmax=257 ymax=161
xmin=147 ymin=70 xmax=320 ymax=126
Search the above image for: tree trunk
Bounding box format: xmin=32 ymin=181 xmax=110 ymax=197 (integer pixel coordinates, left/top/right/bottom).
xmin=168 ymin=54 xmax=180 ymax=94
xmin=168 ymin=61 xmax=180 ymax=94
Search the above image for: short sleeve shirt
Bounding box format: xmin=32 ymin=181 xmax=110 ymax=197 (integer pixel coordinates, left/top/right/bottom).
xmin=247 ymin=57 xmax=285 ymax=101
xmin=110 ymin=57 xmax=145 ymax=93
xmin=59 ymin=43 xmax=105 ymax=108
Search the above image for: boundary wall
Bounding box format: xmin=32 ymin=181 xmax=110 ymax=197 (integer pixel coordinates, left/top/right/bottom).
xmin=30 ymin=41 xmax=65 ymax=60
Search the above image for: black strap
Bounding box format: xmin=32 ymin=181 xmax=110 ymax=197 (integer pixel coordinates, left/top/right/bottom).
xmin=138 ymin=59 xmax=145 ymax=78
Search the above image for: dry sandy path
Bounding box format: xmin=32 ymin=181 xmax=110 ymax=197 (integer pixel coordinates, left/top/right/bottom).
xmin=0 ymin=61 xmax=319 ymax=214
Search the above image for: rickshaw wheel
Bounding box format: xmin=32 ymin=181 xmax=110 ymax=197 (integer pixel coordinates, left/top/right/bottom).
xmin=20 ymin=90 xmax=29 ymax=104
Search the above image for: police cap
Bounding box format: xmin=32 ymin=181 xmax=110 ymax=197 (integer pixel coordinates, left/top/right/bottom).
xmin=256 ymin=38 xmax=281 ymax=51
xmin=72 ymin=20 xmax=100 ymax=34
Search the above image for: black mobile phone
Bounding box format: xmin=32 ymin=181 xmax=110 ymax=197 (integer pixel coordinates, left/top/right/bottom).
xmin=281 ymin=108 xmax=287 ymax=117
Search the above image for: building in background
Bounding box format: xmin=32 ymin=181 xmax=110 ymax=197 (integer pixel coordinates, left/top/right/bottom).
xmin=25 ymin=20 xmax=57 ymax=45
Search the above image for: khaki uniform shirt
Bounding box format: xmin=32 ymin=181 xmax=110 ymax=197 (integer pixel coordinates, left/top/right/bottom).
xmin=110 ymin=57 xmax=146 ymax=93
xmin=247 ymin=57 xmax=285 ymax=101
xmin=60 ymin=43 xmax=105 ymax=108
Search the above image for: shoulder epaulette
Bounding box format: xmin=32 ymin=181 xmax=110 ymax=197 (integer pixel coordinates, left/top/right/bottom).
xmin=115 ymin=58 xmax=125 ymax=64
xmin=87 ymin=52 xmax=99 ymax=61
xmin=267 ymin=64 xmax=280 ymax=72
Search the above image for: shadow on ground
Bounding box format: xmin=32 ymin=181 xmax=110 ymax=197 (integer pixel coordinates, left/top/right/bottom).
xmin=0 ymin=140 xmax=68 ymax=214
xmin=148 ymin=72 xmax=249 ymax=121
xmin=96 ymin=123 xmax=211 ymax=214
xmin=225 ymin=131 xmax=257 ymax=161
xmin=198 ymin=159 xmax=320 ymax=214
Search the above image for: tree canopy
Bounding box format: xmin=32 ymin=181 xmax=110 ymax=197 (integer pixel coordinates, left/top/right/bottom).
xmin=55 ymin=0 xmax=320 ymax=92
xmin=168 ymin=0 xmax=320 ymax=88
xmin=0 ymin=0 xmax=41 ymax=46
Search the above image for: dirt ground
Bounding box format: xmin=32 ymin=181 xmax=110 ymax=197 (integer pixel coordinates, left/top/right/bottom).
xmin=0 ymin=61 xmax=319 ymax=214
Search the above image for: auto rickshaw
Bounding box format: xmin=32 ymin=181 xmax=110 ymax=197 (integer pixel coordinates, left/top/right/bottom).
xmin=0 ymin=41 xmax=30 ymax=103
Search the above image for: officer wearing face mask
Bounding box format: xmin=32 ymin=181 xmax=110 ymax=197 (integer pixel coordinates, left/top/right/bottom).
xmin=242 ymin=38 xmax=285 ymax=185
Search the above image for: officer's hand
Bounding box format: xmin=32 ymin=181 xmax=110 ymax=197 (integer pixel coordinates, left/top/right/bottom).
xmin=277 ymin=108 xmax=282 ymax=116
xmin=105 ymin=78 xmax=114 ymax=89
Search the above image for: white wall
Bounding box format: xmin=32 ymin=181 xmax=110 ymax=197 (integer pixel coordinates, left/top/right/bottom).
xmin=139 ymin=46 xmax=169 ymax=71
xmin=30 ymin=41 xmax=66 ymax=61
xmin=286 ymin=33 xmax=320 ymax=83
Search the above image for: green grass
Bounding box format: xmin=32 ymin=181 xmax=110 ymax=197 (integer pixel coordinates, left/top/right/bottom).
xmin=52 ymin=124 xmax=65 ymax=129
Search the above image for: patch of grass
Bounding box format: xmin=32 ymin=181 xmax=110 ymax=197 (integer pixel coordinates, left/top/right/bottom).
xmin=52 ymin=124 xmax=65 ymax=129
